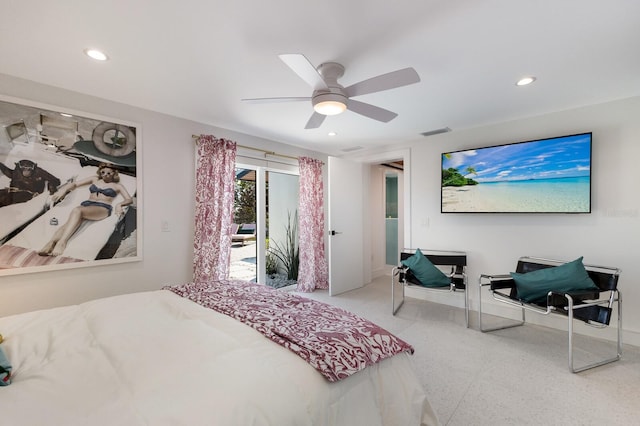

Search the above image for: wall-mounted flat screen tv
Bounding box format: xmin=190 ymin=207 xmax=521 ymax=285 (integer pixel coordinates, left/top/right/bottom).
xmin=441 ymin=132 xmax=592 ymax=213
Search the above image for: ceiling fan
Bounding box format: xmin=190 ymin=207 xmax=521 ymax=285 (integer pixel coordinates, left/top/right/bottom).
xmin=241 ymin=54 xmax=421 ymax=129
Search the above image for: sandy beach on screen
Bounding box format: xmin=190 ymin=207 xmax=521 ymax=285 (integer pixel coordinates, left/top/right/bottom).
xmin=441 ymin=185 xmax=485 ymax=212
xmin=442 ymin=179 xmax=590 ymax=213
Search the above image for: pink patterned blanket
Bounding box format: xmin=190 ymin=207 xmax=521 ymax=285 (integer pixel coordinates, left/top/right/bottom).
xmin=165 ymin=280 xmax=414 ymax=382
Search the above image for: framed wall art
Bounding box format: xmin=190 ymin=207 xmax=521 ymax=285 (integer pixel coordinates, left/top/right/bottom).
xmin=0 ymin=95 xmax=141 ymax=276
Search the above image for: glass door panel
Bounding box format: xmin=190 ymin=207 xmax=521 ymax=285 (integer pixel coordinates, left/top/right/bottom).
xmin=230 ymin=165 xmax=299 ymax=286
xmin=265 ymin=170 xmax=299 ymax=288
xmin=230 ymin=167 xmax=257 ymax=282
xmin=385 ymin=173 xmax=399 ymax=266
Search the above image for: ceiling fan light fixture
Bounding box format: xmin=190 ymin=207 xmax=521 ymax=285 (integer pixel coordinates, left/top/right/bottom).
xmin=312 ymin=93 xmax=347 ymax=116
xmin=314 ymin=101 xmax=346 ymax=115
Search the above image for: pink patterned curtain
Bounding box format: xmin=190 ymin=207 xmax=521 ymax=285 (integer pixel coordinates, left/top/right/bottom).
xmin=193 ymin=135 xmax=237 ymax=283
xmin=296 ymin=156 xmax=328 ymax=292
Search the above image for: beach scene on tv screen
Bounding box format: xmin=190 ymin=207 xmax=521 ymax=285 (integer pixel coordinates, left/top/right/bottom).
xmin=441 ymin=133 xmax=591 ymax=213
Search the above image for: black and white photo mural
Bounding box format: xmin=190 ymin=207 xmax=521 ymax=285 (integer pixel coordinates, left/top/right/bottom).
xmin=0 ymin=96 xmax=141 ymax=276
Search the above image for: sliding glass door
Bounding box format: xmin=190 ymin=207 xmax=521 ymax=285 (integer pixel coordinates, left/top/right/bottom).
xmin=230 ymin=163 xmax=299 ymax=287
xmin=230 ymin=167 xmax=257 ymax=282
xmin=265 ymin=170 xmax=299 ymax=288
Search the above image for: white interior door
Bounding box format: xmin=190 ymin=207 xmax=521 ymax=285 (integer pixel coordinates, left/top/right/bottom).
xmin=328 ymin=156 xmax=364 ymax=295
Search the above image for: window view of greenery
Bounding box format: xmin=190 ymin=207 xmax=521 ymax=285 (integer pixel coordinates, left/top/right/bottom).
xmin=234 ymin=179 xmax=256 ymax=224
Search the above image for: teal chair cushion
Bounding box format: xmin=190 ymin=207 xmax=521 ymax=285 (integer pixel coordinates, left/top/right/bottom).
xmin=401 ymin=248 xmax=451 ymax=287
xmin=511 ymin=256 xmax=599 ymax=303
xmin=236 ymin=224 xmax=256 ymax=234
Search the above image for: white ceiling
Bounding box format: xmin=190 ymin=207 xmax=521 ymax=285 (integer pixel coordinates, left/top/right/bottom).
xmin=1 ymin=0 xmax=639 ymax=156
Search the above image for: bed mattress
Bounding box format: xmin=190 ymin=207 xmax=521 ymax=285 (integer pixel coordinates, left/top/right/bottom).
xmin=0 ymin=289 xmax=438 ymax=425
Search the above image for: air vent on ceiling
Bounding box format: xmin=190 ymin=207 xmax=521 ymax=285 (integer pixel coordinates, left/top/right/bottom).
xmin=341 ymin=146 xmax=363 ymax=152
xmin=420 ymin=127 xmax=451 ymax=137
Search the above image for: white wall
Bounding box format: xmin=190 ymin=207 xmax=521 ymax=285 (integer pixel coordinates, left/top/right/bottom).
xmin=0 ymin=73 xmax=326 ymax=316
xmin=403 ymin=96 xmax=640 ymax=345
xmin=3 ymin=72 xmax=637 ymax=346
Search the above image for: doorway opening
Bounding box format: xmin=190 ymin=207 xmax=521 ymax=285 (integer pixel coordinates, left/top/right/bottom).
xmin=229 ymin=165 xmax=299 ymax=288
xmin=357 ymin=150 xmax=409 ymax=283
xmin=385 ymin=171 xmax=399 ymax=266
xmin=230 ymin=168 xmax=257 ymax=282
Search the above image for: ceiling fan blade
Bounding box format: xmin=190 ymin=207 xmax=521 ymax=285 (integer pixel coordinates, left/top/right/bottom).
xmin=347 ymin=99 xmax=398 ymax=123
xmin=304 ymin=112 xmax=326 ymax=129
xmin=241 ymin=97 xmax=310 ymax=104
xmin=279 ymin=54 xmax=329 ymax=91
xmin=344 ymin=67 xmax=420 ymax=97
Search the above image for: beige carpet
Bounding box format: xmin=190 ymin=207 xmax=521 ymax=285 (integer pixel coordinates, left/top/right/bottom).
xmin=293 ymin=275 xmax=640 ymax=426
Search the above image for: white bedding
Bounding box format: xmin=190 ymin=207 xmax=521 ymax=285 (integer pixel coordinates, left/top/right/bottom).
xmin=0 ymin=290 xmax=438 ymax=425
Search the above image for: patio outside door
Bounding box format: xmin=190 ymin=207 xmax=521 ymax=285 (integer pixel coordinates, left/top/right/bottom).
xmin=231 ymin=167 xmax=257 ymax=282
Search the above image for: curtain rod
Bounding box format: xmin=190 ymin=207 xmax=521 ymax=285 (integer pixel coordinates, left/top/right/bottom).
xmin=191 ymin=134 xmax=298 ymax=161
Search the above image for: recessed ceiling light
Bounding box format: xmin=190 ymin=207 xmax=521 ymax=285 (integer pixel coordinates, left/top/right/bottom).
xmin=516 ymin=76 xmax=536 ymax=86
xmin=328 ymin=131 xmax=337 ymax=137
xmin=60 ymin=113 xmax=73 ymax=117
xmin=84 ymin=48 xmax=109 ymax=61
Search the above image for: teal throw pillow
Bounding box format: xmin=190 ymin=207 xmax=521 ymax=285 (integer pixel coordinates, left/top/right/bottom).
xmin=401 ymin=248 xmax=451 ymax=287
xmin=510 ymin=256 xmax=599 ymax=304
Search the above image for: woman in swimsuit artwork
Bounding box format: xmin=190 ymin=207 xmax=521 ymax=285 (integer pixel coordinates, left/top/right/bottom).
xmin=38 ymin=163 xmax=133 ymax=257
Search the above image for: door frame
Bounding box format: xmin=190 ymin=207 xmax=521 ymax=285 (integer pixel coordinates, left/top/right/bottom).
xmin=343 ymin=148 xmax=411 ymax=282
xmin=235 ymin=156 xmax=300 ymax=284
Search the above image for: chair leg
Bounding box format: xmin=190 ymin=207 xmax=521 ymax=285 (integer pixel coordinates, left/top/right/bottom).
xmin=568 ymin=291 xmax=622 ymax=373
xmin=478 ymin=276 xmax=525 ymax=332
xmin=391 ymin=269 xmax=405 ymax=315
xmin=464 ymin=284 xmax=469 ymax=328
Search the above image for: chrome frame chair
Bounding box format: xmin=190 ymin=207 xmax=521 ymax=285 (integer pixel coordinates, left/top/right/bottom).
xmin=392 ymin=249 xmax=469 ymax=327
xmin=478 ymin=256 xmax=622 ymax=373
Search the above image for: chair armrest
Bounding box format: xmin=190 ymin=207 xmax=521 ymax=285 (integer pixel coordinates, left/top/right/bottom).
xmin=546 ymin=290 xmax=614 ymax=325
xmin=480 ymin=274 xmax=515 ymax=290
xmin=480 ymin=273 xmax=512 ymax=280
xmin=548 ymin=289 xmax=601 ymax=302
xmin=546 ymin=289 xmax=602 ymax=308
xmin=392 ymin=265 xmax=407 ymax=274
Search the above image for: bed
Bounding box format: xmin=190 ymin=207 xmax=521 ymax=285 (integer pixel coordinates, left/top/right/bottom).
xmin=0 ymin=280 xmax=438 ymax=425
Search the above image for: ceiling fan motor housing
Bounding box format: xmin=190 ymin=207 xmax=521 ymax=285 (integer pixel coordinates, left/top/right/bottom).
xmin=317 ymin=62 xmax=345 ymax=84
